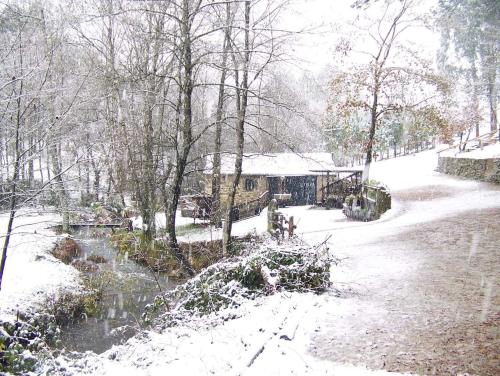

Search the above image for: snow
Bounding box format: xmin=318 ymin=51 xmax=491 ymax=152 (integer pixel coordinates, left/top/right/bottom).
xmin=440 ymin=142 xmax=500 ymax=159
xmin=131 ymin=211 xmax=209 ymax=232
xmin=204 ymin=152 xmax=337 ymax=176
xmin=52 ymin=293 xmax=407 ymax=376
xmin=12 ymin=148 xmax=500 ymax=374
xmin=0 ymin=209 xmax=81 ymax=321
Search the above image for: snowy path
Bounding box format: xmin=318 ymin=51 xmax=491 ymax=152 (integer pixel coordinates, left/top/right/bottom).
xmin=230 ymin=150 xmax=500 ymax=375
xmin=298 ymin=157 xmax=500 ymax=375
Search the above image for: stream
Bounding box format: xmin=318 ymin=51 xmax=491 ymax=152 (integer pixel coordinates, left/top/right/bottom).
xmin=59 ymin=228 xmax=177 ymax=354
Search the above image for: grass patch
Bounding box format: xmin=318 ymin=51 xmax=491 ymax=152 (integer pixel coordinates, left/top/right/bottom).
xmin=175 ymin=223 xmax=207 ymax=237
xmin=110 ymin=230 xmax=248 ymax=278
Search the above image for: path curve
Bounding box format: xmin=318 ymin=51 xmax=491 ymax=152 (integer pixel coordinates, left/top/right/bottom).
xmin=308 ymin=180 xmax=500 ymax=375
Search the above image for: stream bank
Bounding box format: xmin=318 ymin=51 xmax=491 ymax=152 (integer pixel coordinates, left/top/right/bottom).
xmin=57 ymin=228 xmax=178 ymax=354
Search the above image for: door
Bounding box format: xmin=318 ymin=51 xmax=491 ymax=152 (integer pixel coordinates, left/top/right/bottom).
xmin=285 ymin=176 xmax=316 ymax=205
xmin=304 ymin=176 xmax=317 ymax=205
xmin=267 ymin=177 xmax=279 ymax=198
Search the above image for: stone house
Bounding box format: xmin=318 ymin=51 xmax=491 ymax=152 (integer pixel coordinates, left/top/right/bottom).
xmin=203 ymin=153 xmax=362 ymax=217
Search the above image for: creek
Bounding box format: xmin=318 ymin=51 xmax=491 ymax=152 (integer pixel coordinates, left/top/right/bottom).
xmin=59 ymin=228 xmax=177 ymax=354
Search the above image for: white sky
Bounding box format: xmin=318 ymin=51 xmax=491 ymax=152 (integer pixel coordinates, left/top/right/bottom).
xmin=280 ymin=0 xmax=440 ymax=76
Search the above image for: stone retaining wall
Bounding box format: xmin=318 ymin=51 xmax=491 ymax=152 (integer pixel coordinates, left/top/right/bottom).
xmin=437 ymin=156 xmax=500 ymax=184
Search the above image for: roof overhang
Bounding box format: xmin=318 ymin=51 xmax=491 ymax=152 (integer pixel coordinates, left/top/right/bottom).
xmin=309 ymin=167 xmax=363 ymax=173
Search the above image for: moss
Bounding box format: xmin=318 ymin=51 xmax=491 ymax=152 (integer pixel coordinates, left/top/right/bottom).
xmin=345 ymin=194 xmax=357 ymax=206
xmin=49 ymin=289 xmax=102 ymax=325
xmin=110 ymin=230 xmax=246 ymax=276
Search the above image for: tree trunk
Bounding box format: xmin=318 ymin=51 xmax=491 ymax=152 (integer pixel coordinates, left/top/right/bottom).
xmin=471 ymin=64 xmax=480 ymax=137
xmin=94 ymin=169 xmax=100 ymax=201
xmin=141 ymin=79 xmax=157 ymax=243
xmin=487 ymin=75 xmax=497 ymax=133
xmin=211 ymin=3 xmax=231 ymax=228
xmin=165 ymin=0 xmax=197 ymax=277
xmin=364 ymin=88 xmax=378 ymax=182
xmin=28 ymin=134 xmax=34 ymax=187
xmin=0 ymin=71 xmax=24 ymax=291
xmin=223 ymin=0 xmax=250 ymax=256
xmin=49 ymin=140 xmax=70 ymax=233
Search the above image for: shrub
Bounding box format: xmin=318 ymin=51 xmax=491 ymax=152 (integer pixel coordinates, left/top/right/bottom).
xmin=52 ymin=238 xmax=81 ymax=264
xmin=345 ymin=194 xmax=357 ymax=206
xmin=143 ymin=238 xmax=336 ymax=327
xmin=0 ymin=313 xmax=59 ymax=373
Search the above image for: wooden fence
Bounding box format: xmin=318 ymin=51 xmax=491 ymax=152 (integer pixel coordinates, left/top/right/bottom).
xmin=232 ymin=191 xmax=270 ymax=221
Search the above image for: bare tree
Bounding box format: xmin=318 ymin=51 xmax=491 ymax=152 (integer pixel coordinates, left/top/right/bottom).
xmin=165 ymin=0 xmax=201 ymax=276
xmin=222 ymin=0 xmax=250 ymax=256
xmin=324 ymin=0 xmax=446 ymax=178
xmin=222 ymin=0 xmax=292 ymax=254
xmin=211 ymin=2 xmax=232 ymax=228
xmin=0 ymin=2 xmax=88 ymax=288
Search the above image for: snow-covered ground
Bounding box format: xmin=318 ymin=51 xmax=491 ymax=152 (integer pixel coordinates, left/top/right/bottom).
xmin=453 ymin=142 xmax=500 ymax=159
xmin=47 ymin=149 xmax=500 ymax=375
xmin=440 ymin=140 xmax=500 ymax=159
xmin=3 ymin=149 xmax=498 ymax=374
xmin=0 ymin=209 xmax=81 ymax=321
xmin=52 ymin=292 xmax=405 ymax=376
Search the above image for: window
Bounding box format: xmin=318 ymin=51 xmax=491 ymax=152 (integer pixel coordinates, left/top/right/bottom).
xmin=245 ymin=178 xmax=256 ymax=191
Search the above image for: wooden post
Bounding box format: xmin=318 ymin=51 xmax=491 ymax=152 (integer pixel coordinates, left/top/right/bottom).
xmin=288 ymin=216 xmax=296 ymax=237
xmin=267 ymin=199 xmax=278 ymax=233
xmin=279 ymin=214 xmax=285 ymax=238
xmin=326 ymin=171 xmax=330 ymax=196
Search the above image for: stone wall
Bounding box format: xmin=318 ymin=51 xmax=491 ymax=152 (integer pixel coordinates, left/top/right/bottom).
xmin=204 ymin=174 xmax=268 ymax=206
xmin=437 ymin=156 xmax=500 ymax=184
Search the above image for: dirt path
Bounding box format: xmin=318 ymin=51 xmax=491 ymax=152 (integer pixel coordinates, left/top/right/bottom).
xmin=310 ymin=182 xmax=500 ymax=375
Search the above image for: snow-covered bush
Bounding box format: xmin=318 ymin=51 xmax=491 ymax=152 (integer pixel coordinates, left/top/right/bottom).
xmin=0 ymin=313 xmax=58 ymax=373
xmin=143 ymin=238 xmax=336 ymax=327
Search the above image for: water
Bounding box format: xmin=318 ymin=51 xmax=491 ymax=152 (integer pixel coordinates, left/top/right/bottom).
xmin=59 ymin=228 xmax=177 ymax=354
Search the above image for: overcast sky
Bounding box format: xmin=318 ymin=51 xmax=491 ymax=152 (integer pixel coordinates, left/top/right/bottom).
xmin=281 ymin=0 xmax=440 ymax=76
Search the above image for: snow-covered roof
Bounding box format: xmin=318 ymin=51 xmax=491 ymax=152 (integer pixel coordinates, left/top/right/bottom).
xmin=205 ymin=153 xmax=337 ymax=176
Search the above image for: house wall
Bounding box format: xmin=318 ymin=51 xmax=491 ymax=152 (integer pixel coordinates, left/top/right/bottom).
xmin=205 ymin=174 xmax=333 ymax=206
xmin=204 ymin=174 xmax=268 ymax=207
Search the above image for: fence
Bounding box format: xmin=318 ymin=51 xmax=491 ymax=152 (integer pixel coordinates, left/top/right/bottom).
xmin=232 ymin=191 xmax=269 ymax=221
